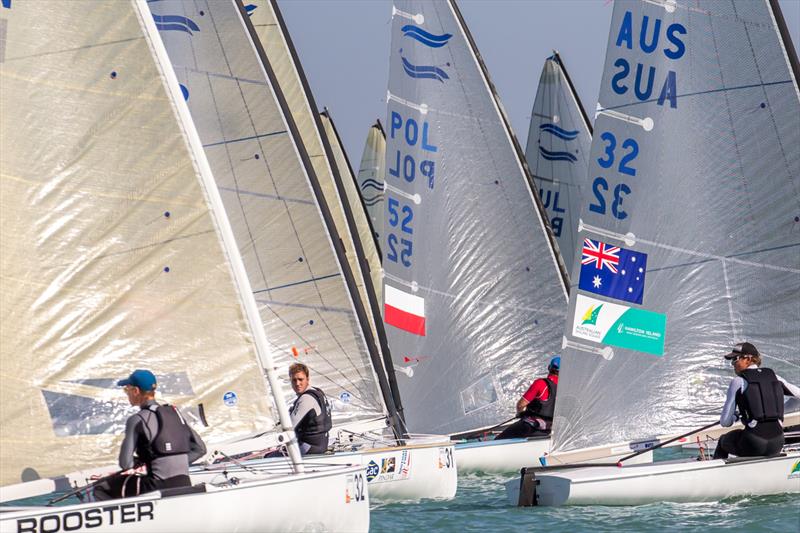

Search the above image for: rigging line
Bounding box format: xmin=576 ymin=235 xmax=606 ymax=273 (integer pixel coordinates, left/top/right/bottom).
xmin=645 ymin=242 xmax=800 ymax=274
xmin=383 ymin=273 xmax=566 ymax=319
xmin=200 ymin=10 xmax=371 ymax=397
xmin=0 ymin=37 xmax=140 ymax=62
xmin=167 ymin=65 xmax=267 ymax=86
xmin=253 ymin=272 xmax=341 ymax=294
xmin=202 ymin=130 xmax=287 ymax=148
xmin=254 ymin=297 xmax=351 ymax=315
xmin=603 ymin=80 xmax=793 ymax=112
xmin=218 ymin=186 xmax=314 ymax=206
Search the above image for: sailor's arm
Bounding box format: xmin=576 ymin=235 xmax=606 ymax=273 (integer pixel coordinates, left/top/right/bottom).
xmin=719 ymin=377 xmax=743 ymax=427
xmin=515 ymin=397 xmax=529 ymax=414
xmin=290 ymin=395 xmax=319 ymax=428
xmin=775 ymin=374 xmax=800 ymax=398
xmin=187 ymin=424 xmax=207 ymax=464
xmin=118 ymin=415 xmax=141 ymax=469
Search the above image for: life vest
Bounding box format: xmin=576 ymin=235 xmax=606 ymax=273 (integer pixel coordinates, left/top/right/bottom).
xmin=524 ymin=377 xmax=557 ymax=420
xmin=736 ymin=368 xmax=784 ymax=425
xmin=135 ymin=404 xmax=193 ymax=465
xmin=292 ymin=387 xmax=332 ymax=439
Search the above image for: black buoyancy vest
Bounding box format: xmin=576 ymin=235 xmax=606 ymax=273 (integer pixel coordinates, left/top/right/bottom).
xmin=736 ymin=368 xmax=785 ymax=424
xmin=524 ymin=377 xmax=557 ymax=420
xmin=136 ymin=404 xmax=193 ymax=463
xmin=293 ymin=387 xmax=332 ymax=438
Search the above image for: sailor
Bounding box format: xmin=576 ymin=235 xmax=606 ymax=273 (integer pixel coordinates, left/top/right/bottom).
xmin=93 ymin=369 xmax=206 ymax=500
xmin=288 ymin=363 xmax=332 ymax=455
xmin=495 ymin=356 xmax=559 ymax=440
xmin=714 ymin=342 xmax=800 ymax=460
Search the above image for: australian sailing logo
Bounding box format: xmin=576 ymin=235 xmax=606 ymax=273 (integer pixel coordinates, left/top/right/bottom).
xmin=401 ymin=25 xmax=452 ymax=48
xmin=789 ymin=460 xmax=800 ymax=479
xmin=152 ymin=13 xmax=200 ymax=35
xmin=581 ymin=304 xmax=603 ymax=326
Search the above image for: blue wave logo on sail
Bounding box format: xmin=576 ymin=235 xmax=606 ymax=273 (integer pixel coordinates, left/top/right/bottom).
xmin=360 ymin=178 xmax=384 ymax=192
xmin=153 ymin=14 xmax=200 ymax=35
xmin=2 ymin=0 xmax=11 ymax=9
xmin=401 ymin=25 xmax=452 ymax=48
xmin=539 ymin=123 xmax=578 ymax=141
xmin=362 ymin=195 xmax=384 ymax=207
xmin=402 ymin=57 xmax=449 ymax=83
xmin=539 ymin=146 xmax=577 ymax=163
xmin=244 ymin=4 xmax=257 ymax=15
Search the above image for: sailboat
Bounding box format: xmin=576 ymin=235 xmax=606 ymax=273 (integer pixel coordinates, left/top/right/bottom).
xmin=507 ymin=0 xmax=800 ymax=505
xmin=357 ymin=121 xmax=388 ymax=255
xmin=382 ymin=0 xmax=575 ymax=473
xmin=150 ymin=0 xmax=456 ymax=501
xmin=524 ymin=52 xmax=594 ymax=271
xmin=0 ymin=0 xmax=368 ymax=531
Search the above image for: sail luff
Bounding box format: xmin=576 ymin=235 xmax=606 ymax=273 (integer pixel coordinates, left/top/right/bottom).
xmin=552 ymin=51 xmax=594 ymax=137
xmin=447 ymin=0 xmax=570 ymax=296
xmin=137 ymin=0 xmax=304 ymax=470
xmin=767 ymin=0 xmax=800 ymax=95
xmin=319 ymin=108 xmax=407 ymax=434
xmin=356 ymin=121 xmax=387 ymax=255
xmin=263 ymin=0 xmax=406 ymax=438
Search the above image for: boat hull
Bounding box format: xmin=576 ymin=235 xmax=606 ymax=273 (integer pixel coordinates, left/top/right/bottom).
xmin=0 ymin=465 xmax=369 ymax=532
xmin=454 ymin=438 xmax=550 ymax=473
xmin=505 ymin=451 xmax=800 ymax=506
xmin=197 ymin=441 xmax=457 ymax=501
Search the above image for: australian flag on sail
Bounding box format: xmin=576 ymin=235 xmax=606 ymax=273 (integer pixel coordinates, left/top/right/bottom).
xmin=578 ymin=238 xmax=647 ymax=304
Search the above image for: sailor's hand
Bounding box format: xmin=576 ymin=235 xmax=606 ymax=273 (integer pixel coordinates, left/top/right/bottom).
xmin=122 ymin=465 xmax=147 ymax=476
xmin=515 ymin=411 xmax=523 ymax=419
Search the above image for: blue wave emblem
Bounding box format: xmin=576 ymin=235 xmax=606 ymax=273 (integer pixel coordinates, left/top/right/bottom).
xmin=401 ymin=25 xmax=452 ymax=48
xmin=153 ymin=14 xmax=200 ymax=35
xmin=401 ymin=57 xmax=449 ymax=83
xmin=539 ymin=146 xmax=577 ymax=163
xmin=244 ymin=4 xmax=257 ymax=16
xmin=540 ymin=123 xmax=578 ymax=141
xmin=360 ymin=178 xmax=384 ymax=192
xmin=2 ymin=0 xmax=11 ymax=9
xmin=180 ymin=83 xmax=189 ymax=101
xmin=362 ymin=195 xmax=384 ymax=207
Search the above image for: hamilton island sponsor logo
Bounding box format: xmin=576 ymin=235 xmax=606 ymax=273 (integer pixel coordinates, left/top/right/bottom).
xmin=16 ymin=502 xmax=154 ymax=532
xmin=572 ymin=294 xmax=666 ymax=356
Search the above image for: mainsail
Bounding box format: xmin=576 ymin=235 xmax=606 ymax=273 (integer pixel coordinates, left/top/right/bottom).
xmin=525 ymin=52 xmax=593 ymax=271
xmin=0 ymin=0 xmax=272 ymax=485
xmin=320 ymin=110 xmax=386 ymax=322
xmin=358 ymin=121 xmax=388 ymax=251
xmin=552 ymin=0 xmax=800 ymax=453
xmin=383 ymin=0 xmax=569 ymax=435
xmin=150 ymin=0 xmax=392 ymax=429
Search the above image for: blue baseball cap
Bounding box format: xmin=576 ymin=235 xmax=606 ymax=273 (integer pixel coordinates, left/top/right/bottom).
xmin=117 ymin=369 xmax=157 ymax=391
xmin=548 ymin=356 xmax=561 ymax=370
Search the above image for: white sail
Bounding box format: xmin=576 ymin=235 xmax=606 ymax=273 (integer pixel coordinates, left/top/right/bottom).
xmin=0 ymin=0 xmax=274 ymax=486
xmin=524 ymin=52 xmax=593 ymax=271
xmin=552 ymin=0 xmax=800 ymax=454
xmin=149 ymin=0 xmax=387 ymax=427
xmin=383 ymin=0 xmax=569 ymax=436
xmin=357 ymin=122 xmax=387 ymax=251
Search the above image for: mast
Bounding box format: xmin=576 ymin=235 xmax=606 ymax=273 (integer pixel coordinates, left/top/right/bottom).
xmin=323 ymin=110 xmax=385 ymax=264
xmin=238 ymin=0 xmax=406 ymax=440
xmin=448 ymin=0 xmax=570 ymax=296
xmin=768 ymin=0 xmax=800 ymax=91
xmin=136 ymin=0 xmax=305 ymax=471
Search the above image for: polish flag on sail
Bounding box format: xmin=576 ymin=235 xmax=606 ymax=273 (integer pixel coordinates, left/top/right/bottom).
xmin=384 ymin=285 xmax=426 ymax=336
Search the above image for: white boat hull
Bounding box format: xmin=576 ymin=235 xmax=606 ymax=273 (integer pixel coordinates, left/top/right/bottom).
xmin=0 ymin=465 xmax=369 ymax=532
xmin=454 ymin=438 xmax=550 ymax=473
xmin=197 ymin=440 xmax=457 ymax=502
xmin=505 ymin=451 xmax=800 ymax=506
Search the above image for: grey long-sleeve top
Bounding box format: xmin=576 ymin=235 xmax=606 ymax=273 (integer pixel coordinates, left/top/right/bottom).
xmin=119 ymin=400 xmax=206 ymax=480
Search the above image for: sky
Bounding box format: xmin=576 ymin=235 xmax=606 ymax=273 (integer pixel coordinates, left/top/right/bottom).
xmin=279 ymin=0 xmax=800 ymax=166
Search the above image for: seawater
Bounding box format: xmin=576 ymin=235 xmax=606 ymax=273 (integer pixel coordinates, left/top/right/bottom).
xmin=371 ymin=449 xmax=800 ymax=532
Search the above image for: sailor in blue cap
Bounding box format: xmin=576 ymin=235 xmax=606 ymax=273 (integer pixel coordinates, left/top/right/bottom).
xmin=92 ymin=369 xmax=206 ymax=500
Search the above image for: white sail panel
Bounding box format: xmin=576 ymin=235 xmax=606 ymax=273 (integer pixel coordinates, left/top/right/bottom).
xmin=384 ymin=0 xmax=569 ymax=435
xmin=357 ymin=122 xmax=387 ymax=250
xmin=552 ymin=0 xmax=800 ymax=453
xmin=0 ymin=0 xmax=272 ymax=485
xmin=320 ymin=111 xmax=385 ymax=325
xmin=524 ymin=53 xmax=593 ymax=271
xmin=151 ymin=0 xmax=386 ymax=425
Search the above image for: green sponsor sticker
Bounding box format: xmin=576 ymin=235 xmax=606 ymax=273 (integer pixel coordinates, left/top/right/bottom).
xmin=602 ymin=307 xmax=667 ymax=356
